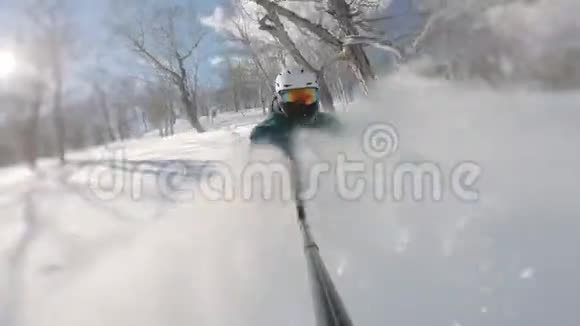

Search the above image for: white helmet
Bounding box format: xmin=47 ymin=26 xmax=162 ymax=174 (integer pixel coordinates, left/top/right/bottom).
xmin=273 ymin=67 xmax=321 ymax=122
xmin=275 ymin=68 xmax=319 ymax=93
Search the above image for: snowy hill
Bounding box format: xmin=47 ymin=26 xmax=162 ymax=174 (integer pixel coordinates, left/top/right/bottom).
xmin=2 ymin=75 xmax=580 ymax=326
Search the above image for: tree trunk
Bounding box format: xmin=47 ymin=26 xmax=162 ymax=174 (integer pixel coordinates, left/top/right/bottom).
xmin=25 ymin=84 xmax=43 ymax=169
xmin=346 ymin=45 xmax=375 ymax=92
xmin=176 ymin=56 xmax=205 ymax=133
xmin=336 ymin=77 xmax=350 ymax=111
xmin=52 ymin=73 xmax=66 ymax=165
xmin=141 ymin=112 xmax=149 ymax=132
xmin=233 ymin=86 xmax=241 ymax=112
xmin=169 ymin=108 xmax=176 ymax=135
xmin=259 ymin=86 xmax=267 ymax=115
xmin=116 ymin=109 xmax=127 ymax=141
xmin=254 ymin=0 xmax=376 ymax=91
xmin=95 ymin=84 xmax=117 ymax=142
xmin=317 ymin=76 xmax=335 ymax=112
xmin=178 ymin=80 xmax=204 ymax=132
xmin=164 ymin=118 xmax=169 ymax=137
xmin=327 ymin=0 xmax=376 ymax=85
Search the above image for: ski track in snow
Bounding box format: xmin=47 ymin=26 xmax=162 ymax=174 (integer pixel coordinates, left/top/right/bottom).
xmin=2 ymin=80 xmax=580 ymax=326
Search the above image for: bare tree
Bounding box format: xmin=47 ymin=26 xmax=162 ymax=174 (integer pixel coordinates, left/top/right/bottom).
xmin=251 ymin=0 xmax=401 ymax=93
xmin=92 ymin=82 xmax=117 ymax=142
xmin=141 ymin=77 xmax=179 ymax=137
xmin=227 ymin=9 xmax=279 ymax=94
xmin=24 ymin=0 xmax=76 ymax=165
xmin=114 ymin=2 xmax=207 ymax=132
xmin=3 ymin=74 xmax=46 ymax=169
xmin=22 ymin=81 xmax=45 ymax=169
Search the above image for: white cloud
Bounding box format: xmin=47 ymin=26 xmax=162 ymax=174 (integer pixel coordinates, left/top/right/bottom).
xmin=199 ymin=2 xmax=274 ymax=44
xmin=209 ymin=56 xmax=224 ymax=66
xmin=200 ymin=6 xmax=228 ymax=31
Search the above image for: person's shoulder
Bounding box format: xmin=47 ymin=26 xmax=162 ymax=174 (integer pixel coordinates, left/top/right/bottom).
xmin=250 ymin=113 xmax=290 ymax=141
xmin=252 ymin=113 xmax=285 ymax=130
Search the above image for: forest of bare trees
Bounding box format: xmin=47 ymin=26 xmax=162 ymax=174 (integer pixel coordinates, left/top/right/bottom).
xmin=1 ymin=0 xmax=579 ymax=168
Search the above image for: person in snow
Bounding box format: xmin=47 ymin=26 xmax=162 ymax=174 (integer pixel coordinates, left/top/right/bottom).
xmin=250 ymin=67 xmax=341 ymax=157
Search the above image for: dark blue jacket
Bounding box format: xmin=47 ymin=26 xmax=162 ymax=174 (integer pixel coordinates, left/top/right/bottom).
xmin=250 ymin=103 xmax=341 ymax=156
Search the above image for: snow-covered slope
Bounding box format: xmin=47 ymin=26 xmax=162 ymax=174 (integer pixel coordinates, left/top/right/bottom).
xmin=2 ymin=75 xmax=580 ymax=326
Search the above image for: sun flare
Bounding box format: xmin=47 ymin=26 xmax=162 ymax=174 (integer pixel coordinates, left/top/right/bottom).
xmin=0 ymin=50 xmax=17 ymax=79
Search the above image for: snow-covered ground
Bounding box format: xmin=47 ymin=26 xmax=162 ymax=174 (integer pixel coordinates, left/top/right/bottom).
xmin=2 ymin=75 xmax=580 ymax=326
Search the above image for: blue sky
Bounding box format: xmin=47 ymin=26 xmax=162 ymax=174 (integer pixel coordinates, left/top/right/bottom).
xmin=0 ymin=0 xmax=225 ymax=87
xmin=74 ymin=0 xmax=226 ymax=84
xmin=0 ymin=0 xmax=420 ymax=89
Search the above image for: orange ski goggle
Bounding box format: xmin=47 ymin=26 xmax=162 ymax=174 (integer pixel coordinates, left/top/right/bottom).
xmin=279 ymin=87 xmax=319 ymax=105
